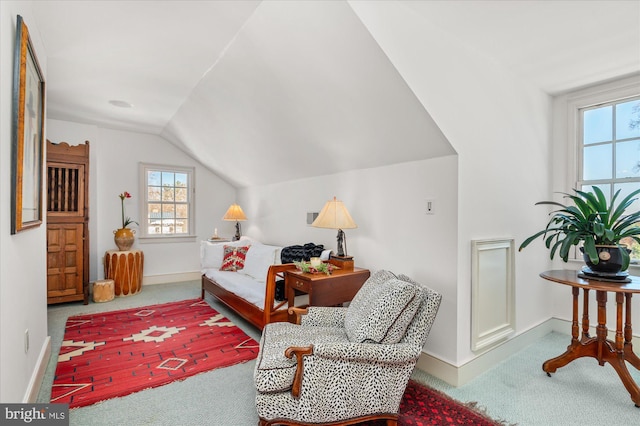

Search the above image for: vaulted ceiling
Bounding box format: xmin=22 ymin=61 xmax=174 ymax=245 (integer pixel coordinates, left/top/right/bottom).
xmin=33 ymin=1 xmax=640 ymax=187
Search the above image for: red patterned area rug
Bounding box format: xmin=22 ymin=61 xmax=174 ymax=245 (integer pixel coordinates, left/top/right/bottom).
xmin=367 ymin=380 xmax=505 ymax=426
xmin=51 ymin=299 xmax=259 ymax=409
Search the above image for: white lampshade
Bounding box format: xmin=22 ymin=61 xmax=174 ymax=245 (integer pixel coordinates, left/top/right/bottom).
xmin=312 ymin=197 xmax=356 ymax=257
xmin=222 ymin=204 xmax=247 ymax=221
xmin=222 ymin=203 xmax=247 ymax=241
xmin=311 ymin=197 xmax=357 ymax=230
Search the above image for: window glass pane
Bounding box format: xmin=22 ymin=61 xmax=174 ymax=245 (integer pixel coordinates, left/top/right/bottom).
xmin=162 ymin=187 xmax=175 ymax=202
xmin=584 ymin=106 xmax=612 ymax=145
xmin=162 ymin=204 xmax=175 ymax=219
xmin=148 ymin=222 xmax=161 ymax=235
xmin=176 ymin=173 xmax=187 ymax=187
xmin=161 ymin=172 xmax=175 ymax=186
xmin=583 ymin=144 xmax=612 ymax=180
xmin=580 ymin=184 xmax=611 ymax=205
xmin=614 ymin=182 xmax=640 ymax=265
xmin=147 ymin=202 xmax=162 ymax=235
xmin=148 ymin=186 xmax=161 ymax=201
xmin=148 ymin=171 xmax=161 ymax=186
xmin=148 ymin=203 xmax=161 ymax=217
xmin=616 ymin=100 xmax=640 ymax=140
xmin=613 ymin=182 xmax=640 ymax=214
xmin=177 ymin=219 xmax=188 ymax=234
xmin=175 ymin=187 xmax=187 ymax=202
xmin=615 ymin=140 xmax=640 ymax=179
xmin=176 ymin=204 xmax=188 ymax=218
xmin=162 ymin=219 xmax=175 ymax=234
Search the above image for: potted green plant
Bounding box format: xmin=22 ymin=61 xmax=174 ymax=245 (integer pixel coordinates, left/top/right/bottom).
xmin=519 ymin=186 xmax=640 ymax=274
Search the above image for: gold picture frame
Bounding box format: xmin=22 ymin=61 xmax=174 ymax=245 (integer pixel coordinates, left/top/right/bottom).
xmin=11 ymin=15 xmax=45 ymax=234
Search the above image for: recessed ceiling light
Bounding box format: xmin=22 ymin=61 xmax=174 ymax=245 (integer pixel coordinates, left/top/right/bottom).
xmin=109 ymin=100 xmax=134 ymax=108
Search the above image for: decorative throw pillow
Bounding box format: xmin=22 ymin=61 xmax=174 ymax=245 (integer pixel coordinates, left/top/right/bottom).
xmin=200 ymin=240 xmax=226 ymax=270
xmin=379 ymin=277 xmax=423 ymax=344
xmin=345 ymin=276 xmax=418 ymax=344
xmin=345 ymin=270 xmax=398 ymax=330
xmin=220 ymin=245 xmax=250 ymax=271
xmin=240 ymin=243 xmax=280 ymax=282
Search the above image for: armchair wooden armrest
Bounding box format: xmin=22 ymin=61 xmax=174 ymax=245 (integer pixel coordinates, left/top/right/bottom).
xmin=284 ymin=345 xmax=313 ymax=398
xmin=287 ymin=307 xmax=308 ymax=324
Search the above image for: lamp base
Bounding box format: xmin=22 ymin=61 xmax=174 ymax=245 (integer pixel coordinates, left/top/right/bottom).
xmin=330 ymin=255 xmax=354 ymax=271
xmin=233 ymin=221 xmax=241 ymax=241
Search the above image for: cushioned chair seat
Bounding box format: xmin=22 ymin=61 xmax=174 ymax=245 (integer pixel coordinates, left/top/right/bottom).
xmin=255 ymin=322 xmax=348 ymax=393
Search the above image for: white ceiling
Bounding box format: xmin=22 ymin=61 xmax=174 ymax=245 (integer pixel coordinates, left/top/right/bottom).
xmin=402 ymin=0 xmax=640 ymax=94
xmin=32 ymin=0 xmax=640 ymax=187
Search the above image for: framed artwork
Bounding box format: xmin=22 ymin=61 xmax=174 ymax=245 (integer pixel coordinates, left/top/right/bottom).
xmin=11 ymin=15 xmax=45 ymax=234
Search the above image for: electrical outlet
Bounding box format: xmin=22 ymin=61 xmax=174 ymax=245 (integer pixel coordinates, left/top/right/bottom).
xmin=24 ymin=329 xmax=29 ymax=353
xmin=426 ymin=199 xmax=435 ymax=215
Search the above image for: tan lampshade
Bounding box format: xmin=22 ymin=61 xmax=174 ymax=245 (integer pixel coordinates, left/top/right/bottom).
xmin=222 ymin=204 xmax=247 ymax=221
xmin=312 ymin=197 xmax=357 ymax=230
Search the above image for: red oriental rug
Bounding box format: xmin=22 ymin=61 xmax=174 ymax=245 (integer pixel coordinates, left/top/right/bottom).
xmin=368 ymin=380 xmax=505 ymax=426
xmin=51 ymin=299 xmax=259 ymax=408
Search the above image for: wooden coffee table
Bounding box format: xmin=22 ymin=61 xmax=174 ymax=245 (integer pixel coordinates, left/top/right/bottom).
xmin=540 ymin=269 xmax=640 ymax=406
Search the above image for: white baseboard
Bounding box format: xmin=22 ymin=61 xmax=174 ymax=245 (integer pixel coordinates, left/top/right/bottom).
xmin=23 ymin=336 xmax=51 ymax=403
xmin=416 ymin=319 xmax=555 ymax=387
xmin=142 ymin=271 xmax=201 ymax=286
xmin=416 ymin=317 xmax=640 ymax=387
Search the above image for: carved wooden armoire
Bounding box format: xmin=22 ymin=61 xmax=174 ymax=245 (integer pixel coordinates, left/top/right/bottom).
xmin=46 ymin=141 xmax=89 ymax=304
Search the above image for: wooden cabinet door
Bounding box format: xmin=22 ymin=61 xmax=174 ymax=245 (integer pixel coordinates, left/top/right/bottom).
xmin=47 ymin=223 xmax=84 ymax=302
xmin=46 ymin=140 xmax=90 ymax=304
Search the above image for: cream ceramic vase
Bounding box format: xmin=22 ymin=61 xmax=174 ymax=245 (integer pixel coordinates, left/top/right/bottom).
xmin=114 ymin=228 xmax=135 ymax=251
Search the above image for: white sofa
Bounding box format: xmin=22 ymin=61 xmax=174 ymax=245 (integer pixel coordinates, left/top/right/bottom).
xmin=200 ymin=237 xmax=310 ymax=329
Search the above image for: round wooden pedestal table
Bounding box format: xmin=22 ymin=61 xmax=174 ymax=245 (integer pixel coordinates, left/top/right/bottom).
xmin=104 ymin=250 xmax=144 ymax=296
xmin=540 ymin=269 xmax=640 ymax=406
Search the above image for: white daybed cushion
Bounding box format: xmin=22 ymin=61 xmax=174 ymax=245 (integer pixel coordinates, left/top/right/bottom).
xmin=203 ymin=268 xmax=308 ymax=310
xmin=205 ymin=269 xmax=266 ymax=307
xmin=240 ymin=243 xmax=282 ymax=282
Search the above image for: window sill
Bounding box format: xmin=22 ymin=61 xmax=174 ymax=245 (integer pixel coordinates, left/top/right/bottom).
xmin=137 ymin=235 xmax=198 ymax=244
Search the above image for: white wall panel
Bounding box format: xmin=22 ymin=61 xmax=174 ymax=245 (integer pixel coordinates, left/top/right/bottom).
xmin=471 ymin=239 xmax=515 ymax=352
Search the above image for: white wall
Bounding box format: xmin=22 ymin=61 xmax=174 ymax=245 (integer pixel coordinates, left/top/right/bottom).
xmin=239 ymin=155 xmax=459 ymax=362
xmin=0 ymin=1 xmax=49 ymax=402
xmin=46 ymin=120 xmax=238 ymax=282
xmin=349 ymin=1 xmax=554 ymax=365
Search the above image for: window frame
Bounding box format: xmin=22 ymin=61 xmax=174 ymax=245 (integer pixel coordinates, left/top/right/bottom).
xmin=137 ymin=162 xmax=196 ymax=243
xmin=576 ymin=96 xmax=640 ymax=192
xmin=567 ymin=77 xmax=640 ymax=264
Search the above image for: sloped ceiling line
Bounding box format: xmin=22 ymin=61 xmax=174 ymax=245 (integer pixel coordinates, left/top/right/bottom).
xmin=163 ymin=0 xmax=454 ymax=188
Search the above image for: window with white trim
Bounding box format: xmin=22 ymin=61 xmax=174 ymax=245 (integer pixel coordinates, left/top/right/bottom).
xmin=577 ymin=95 xmax=640 ymax=261
xmin=139 ymin=163 xmax=195 ymax=239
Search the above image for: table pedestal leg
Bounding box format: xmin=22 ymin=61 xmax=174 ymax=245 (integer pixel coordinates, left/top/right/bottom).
xmin=625 ymin=293 xmax=640 ymax=370
xmin=543 ymin=289 xmax=640 ymax=406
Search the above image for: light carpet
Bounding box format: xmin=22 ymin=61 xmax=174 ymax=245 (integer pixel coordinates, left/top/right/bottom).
xmin=37 ymin=281 xmax=640 ymax=425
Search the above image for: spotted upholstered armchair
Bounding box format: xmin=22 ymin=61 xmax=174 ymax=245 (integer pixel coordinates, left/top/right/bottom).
xmin=253 ymin=270 xmax=442 ymax=426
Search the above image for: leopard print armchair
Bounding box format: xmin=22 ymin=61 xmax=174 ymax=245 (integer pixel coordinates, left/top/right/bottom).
xmin=254 ymin=270 xmax=442 ymax=426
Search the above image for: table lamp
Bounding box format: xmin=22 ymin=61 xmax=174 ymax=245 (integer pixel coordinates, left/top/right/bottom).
xmin=222 ymin=203 xmax=247 ymax=241
xmin=312 ymin=196 xmax=357 ymax=261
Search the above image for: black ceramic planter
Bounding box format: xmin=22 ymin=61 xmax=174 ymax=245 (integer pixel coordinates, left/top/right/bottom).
xmin=580 ymin=245 xmax=629 ymax=274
